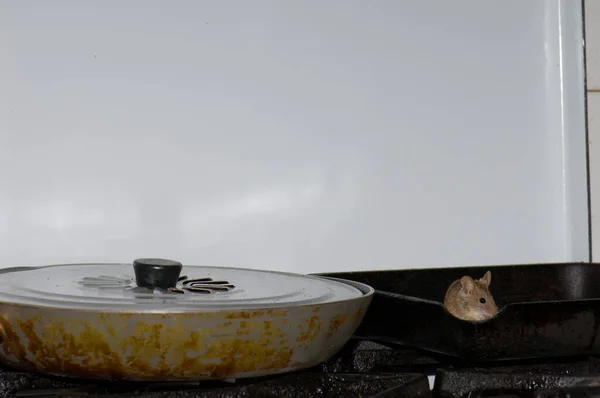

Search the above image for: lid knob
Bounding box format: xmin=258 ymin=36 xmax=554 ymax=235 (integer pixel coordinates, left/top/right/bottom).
xmin=133 ymin=258 xmax=183 ymax=289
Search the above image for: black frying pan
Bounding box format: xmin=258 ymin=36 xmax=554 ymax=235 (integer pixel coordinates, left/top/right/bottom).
xmin=316 ymin=262 xmax=600 ymax=361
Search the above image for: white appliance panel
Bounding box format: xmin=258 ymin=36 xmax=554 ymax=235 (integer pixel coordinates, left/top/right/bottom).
xmin=0 ymin=0 xmax=589 ymax=272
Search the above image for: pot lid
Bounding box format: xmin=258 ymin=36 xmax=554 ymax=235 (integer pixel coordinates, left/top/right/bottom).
xmin=0 ymin=258 xmax=366 ymax=312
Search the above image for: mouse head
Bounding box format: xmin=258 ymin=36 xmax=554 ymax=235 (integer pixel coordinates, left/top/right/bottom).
xmin=459 ymin=271 xmax=498 ymax=320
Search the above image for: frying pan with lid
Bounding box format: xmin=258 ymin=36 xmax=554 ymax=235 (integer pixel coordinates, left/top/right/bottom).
xmin=0 ymin=258 xmax=373 ymax=380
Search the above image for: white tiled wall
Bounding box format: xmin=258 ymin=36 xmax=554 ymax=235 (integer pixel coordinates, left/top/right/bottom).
xmin=587 ymin=0 xmax=600 ymax=259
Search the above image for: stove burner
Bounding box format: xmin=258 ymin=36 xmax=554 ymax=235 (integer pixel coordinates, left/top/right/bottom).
xmin=433 ymin=359 xmax=600 ymax=398
xmin=6 ymin=369 xmax=431 ymax=398
xmin=8 ymin=337 xmax=600 ymax=397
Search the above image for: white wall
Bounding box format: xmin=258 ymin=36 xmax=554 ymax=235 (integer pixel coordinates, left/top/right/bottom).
xmin=0 ymin=1 xmax=589 ymax=273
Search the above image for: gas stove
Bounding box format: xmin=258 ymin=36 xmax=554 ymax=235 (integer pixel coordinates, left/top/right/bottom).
xmin=4 ymin=338 xmax=600 ymax=397
xmin=2 ymin=262 xmax=599 ymax=397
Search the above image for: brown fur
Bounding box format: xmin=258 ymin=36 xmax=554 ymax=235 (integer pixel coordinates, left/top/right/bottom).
xmin=443 ymin=270 xmax=498 ymax=322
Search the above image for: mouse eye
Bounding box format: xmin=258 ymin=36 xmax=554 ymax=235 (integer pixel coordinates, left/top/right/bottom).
xmin=479 ymin=297 xmax=486 ymax=304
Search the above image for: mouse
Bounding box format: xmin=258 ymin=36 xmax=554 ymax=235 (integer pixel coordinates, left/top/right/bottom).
xmin=443 ymin=270 xmax=498 ymax=322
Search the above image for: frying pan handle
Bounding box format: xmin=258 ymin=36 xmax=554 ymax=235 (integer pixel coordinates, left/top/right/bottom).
xmin=133 ymin=258 xmax=183 ymax=289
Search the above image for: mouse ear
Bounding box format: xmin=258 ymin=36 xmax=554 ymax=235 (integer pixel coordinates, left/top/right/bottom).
xmin=479 ymin=271 xmax=492 ymax=287
xmin=460 ymin=276 xmax=475 ymax=295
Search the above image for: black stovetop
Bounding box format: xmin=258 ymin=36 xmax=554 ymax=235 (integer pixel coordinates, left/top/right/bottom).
xmin=4 ymin=338 xmax=600 ymax=398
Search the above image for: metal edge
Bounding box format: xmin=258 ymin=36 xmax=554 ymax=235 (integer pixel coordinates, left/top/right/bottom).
xmin=557 ymin=0 xmax=590 ymax=261
xmin=311 ymin=275 xmax=375 ymax=297
xmin=581 ymin=0 xmax=593 ymax=262
xmin=0 ymin=266 xmax=41 ymax=275
xmin=317 ymin=261 xmax=593 ymax=275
